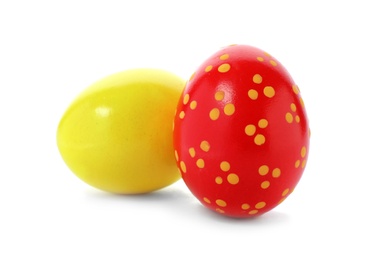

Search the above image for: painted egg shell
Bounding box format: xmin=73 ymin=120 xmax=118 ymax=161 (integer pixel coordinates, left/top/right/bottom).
xmin=173 ymin=44 xmax=310 ymax=218
xmin=57 ymin=68 xmax=185 ymax=194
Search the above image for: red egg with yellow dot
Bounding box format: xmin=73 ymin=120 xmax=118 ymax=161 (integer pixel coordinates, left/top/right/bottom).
xmin=173 ymin=44 xmax=310 ymax=218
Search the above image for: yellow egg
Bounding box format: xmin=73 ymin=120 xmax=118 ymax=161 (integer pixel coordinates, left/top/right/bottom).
xmin=57 ymin=68 xmax=185 ymax=194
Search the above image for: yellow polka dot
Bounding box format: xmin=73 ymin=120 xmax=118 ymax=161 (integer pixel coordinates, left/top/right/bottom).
xmin=258 ymin=165 xmax=269 ymax=176
xmin=200 ymin=140 xmax=210 ymax=152
xmin=295 ymin=115 xmax=300 ymax=123
xmin=263 ymin=86 xmax=275 ymax=98
xmin=227 ymin=173 xmax=239 ymax=185
xmin=295 ymin=160 xmax=300 ymax=168
xmin=300 ymin=98 xmax=305 ymax=107
xmin=242 ymin=203 xmax=250 ymax=210
xmin=205 ymin=65 xmax=213 ymax=72
xmin=196 ymin=159 xmax=205 ymax=168
xmin=190 ymin=101 xmax=197 ymax=110
xmin=292 ymin=85 xmax=300 ymax=94
xmin=248 ymin=89 xmax=258 ymax=100
xmin=215 ymin=91 xmax=225 ymax=101
xmin=301 ymin=146 xmax=307 ymax=157
xmin=285 ymin=112 xmax=293 ymax=123
xmin=245 ymin=124 xmax=256 ymax=136
xmin=253 ymin=74 xmax=262 ymax=84
xmin=256 ymin=57 xmax=264 ymax=62
xmin=248 ymin=209 xmax=258 ymax=215
xmin=224 ymin=103 xmax=235 ymax=115
xmin=183 ymin=94 xmax=190 ymax=105
xmin=189 ymin=72 xmax=195 ymax=81
xmin=179 ymin=111 xmax=185 ymax=119
xmin=218 ymin=63 xmax=231 ymax=73
xmin=219 ymin=54 xmax=229 ymax=60
xmin=209 ymin=108 xmax=220 ymax=120
xmin=216 ymin=199 xmax=227 ymax=207
xmin=278 ymin=198 xmax=286 ymax=205
xmin=189 ymin=147 xmax=195 ymax=158
xmin=272 ymin=168 xmax=281 ymax=178
xmin=180 ymin=161 xmax=187 ymax=173
xmin=301 ymin=159 xmax=306 ymax=168
xmin=215 ymin=176 xmax=223 ymax=184
xmin=254 ymin=134 xmax=266 ymax=145
xmin=261 ymin=181 xmax=270 ymax=189
xmin=270 ymin=60 xmax=277 ymax=66
xmin=255 ymin=201 xmax=266 ymax=209
xmin=282 ymin=188 xmax=290 ymax=197
xmin=203 ymin=197 xmax=211 ymax=204
xmin=220 ymin=161 xmax=230 ymax=172
xmin=264 ymin=52 xmax=271 ymax=57
xmin=174 ymin=150 xmax=179 ymax=161
xmin=258 ymin=118 xmax=268 ymax=128
xmin=216 ymin=208 xmax=225 ymax=213
xmin=290 ymin=103 xmax=297 ymax=112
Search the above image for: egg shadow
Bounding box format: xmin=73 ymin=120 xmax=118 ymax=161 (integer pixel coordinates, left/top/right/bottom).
xmin=193 ymin=204 xmax=291 ymax=226
xmin=84 ymin=182 xmax=200 ymax=214
xmin=85 ymin=183 xmax=291 ymax=226
xmin=85 ymin=184 xmax=193 ymax=202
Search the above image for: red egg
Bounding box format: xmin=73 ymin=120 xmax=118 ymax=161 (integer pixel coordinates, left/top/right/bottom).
xmin=173 ymin=44 xmax=310 ymax=218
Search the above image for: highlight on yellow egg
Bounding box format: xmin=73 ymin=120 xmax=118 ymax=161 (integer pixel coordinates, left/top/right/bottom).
xmin=56 ymin=68 xmax=185 ymax=194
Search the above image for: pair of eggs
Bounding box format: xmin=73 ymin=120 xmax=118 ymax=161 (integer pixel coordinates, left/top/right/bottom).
xmin=57 ymin=44 xmax=310 ymax=218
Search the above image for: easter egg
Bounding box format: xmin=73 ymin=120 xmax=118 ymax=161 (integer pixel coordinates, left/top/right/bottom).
xmin=173 ymin=44 xmax=310 ymax=218
xmin=57 ymin=68 xmax=185 ymax=194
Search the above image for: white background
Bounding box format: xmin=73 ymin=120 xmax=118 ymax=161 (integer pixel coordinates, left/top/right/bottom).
xmin=1 ymin=0 xmax=375 ymax=259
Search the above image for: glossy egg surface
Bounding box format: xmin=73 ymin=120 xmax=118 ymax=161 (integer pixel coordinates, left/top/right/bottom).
xmin=57 ymin=68 xmax=185 ymax=194
xmin=173 ymin=44 xmax=310 ymax=218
